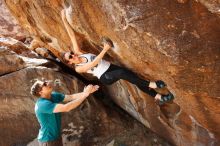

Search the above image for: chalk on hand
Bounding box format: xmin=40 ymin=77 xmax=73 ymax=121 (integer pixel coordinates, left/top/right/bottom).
xmin=54 ymin=79 xmax=62 ymax=86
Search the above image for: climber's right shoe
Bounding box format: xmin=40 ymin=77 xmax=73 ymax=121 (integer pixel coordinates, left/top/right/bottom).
xmin=155 ymin=80 xmax=166 ymax=88
xmin=159 ymin=92 xmax=174 ymax=105
xmin=101 ymin=36 xmax=114 ymax=48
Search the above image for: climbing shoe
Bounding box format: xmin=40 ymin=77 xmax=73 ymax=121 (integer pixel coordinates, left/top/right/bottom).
xmin=155 ymin=80 xmax=166 ymax=88
xmin=101 ymin=36 xmax=114 ymax=48
xmin=159 ymin=92 xmax=174 ymax=105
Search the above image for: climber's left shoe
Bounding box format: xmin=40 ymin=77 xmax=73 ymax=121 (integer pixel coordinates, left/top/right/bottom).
xmin=159 ymin=92 xmax=174 ymax=105
xmin=155 ymin=80 xmax=166 ymax=88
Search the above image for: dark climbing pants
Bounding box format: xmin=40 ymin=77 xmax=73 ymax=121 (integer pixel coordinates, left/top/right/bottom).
xmin=100 ymin=64 xmax=158 ymax=97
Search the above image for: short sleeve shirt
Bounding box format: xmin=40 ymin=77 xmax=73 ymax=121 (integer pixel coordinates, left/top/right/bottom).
xmin=35 ymin=91 xmax=65 ymax=142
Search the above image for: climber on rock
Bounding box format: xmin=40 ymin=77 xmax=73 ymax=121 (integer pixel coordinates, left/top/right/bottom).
xmin=60 ymin=9 xmax=174 ymax=105
xmin=31 ymin=79 xmax=99 ymax=146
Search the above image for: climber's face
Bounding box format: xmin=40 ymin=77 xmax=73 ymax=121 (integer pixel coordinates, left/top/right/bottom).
xmin=39 ymin=81 xmax=53 ymax=97
xmin=64 ymin=52 xmax=80 ymax=64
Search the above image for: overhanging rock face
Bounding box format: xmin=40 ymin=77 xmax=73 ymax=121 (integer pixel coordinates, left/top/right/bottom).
xmin=0 ymin=45 xmax=170 ymax=146
xmin=0 ymin=0 xmax=28 ymax=39
xmin=4 ymin=0 xmax=220 ymax=145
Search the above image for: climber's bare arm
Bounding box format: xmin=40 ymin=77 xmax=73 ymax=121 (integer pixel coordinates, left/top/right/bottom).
xmin=61 ymin=10 xmax=84 ymax=55
xmin=75 ymin=44 xmax=111 ymax=73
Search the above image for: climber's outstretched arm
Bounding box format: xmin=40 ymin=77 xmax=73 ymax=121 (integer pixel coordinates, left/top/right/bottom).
xmin=75 ymin=43 xmax=111 ymax=73
xmin=61 ymin=10 xmax=84 ymax=55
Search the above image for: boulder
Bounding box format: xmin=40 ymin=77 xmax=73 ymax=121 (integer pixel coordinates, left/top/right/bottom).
xmin=0 ymin=45 xmax=47 ymax=76
xmin=0 ymin=0 xmax=28 ymax=39
xmin=0 ymin=46 xmax=170 ymax=146
xmin=0 ymin=37 xmax=38 ymax=57
xmin=4 ymin=0 xmax=220 ymax=145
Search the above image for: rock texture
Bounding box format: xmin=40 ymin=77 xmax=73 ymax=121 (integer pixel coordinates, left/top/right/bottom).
xmin=0 ymin=46 xmax=170 ymax=146
xmin=4 ymin=0 xmax=220 ymax=145
xmin=0 ymin=0 xmax=28 ymax=39
xmin=197 ymin=0 xmax=220 ymax=16
xmin=0 ymin=37 xmax=38 ymax=57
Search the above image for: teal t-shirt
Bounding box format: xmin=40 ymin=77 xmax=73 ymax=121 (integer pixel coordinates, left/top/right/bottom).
xmin=35 ymin=91 xmax=65 ymax=142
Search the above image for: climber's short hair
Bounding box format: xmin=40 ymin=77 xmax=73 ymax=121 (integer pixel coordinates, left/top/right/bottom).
xmin=30 ymin=80 xmax=44 ymax=97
